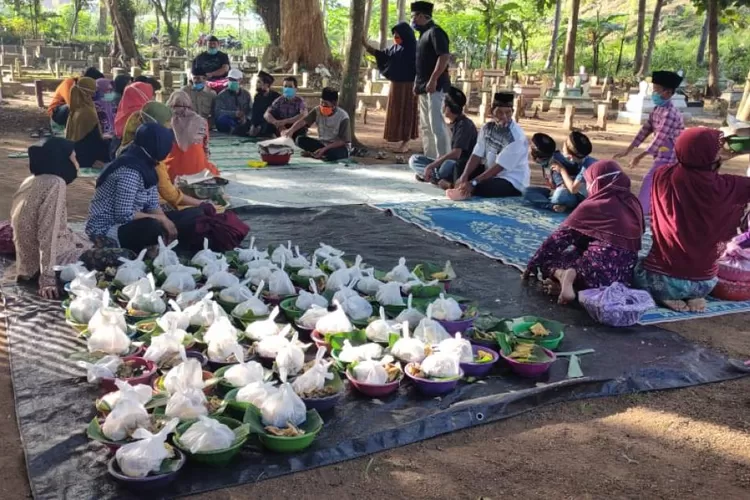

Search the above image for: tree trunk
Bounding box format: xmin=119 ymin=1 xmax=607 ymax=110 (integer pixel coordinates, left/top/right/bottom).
xmin=379 ymin=0 xmax=389 ymax=50
xmin=491 ymin=31 xmax=499 ymax=69
xmin=364 ymin=0 xmax=375 ymax=35
xmin=706 ymin=0 xmax=720 ymax=97
xmin=256 ymin=0 xmax=281 ymax=47
xmin=280 ymin=0 xmax=332 ymax=68
xmin=484 ymin=20 xmax=493 ymax=67
xmin=504 ymin=38 xmax=513 ymax=74
xmin=544 ymin=0 xmax=561 ymax=71
xmin=638 ymin=0 xmax=663 ymax=78
xmin=697 ymin=13 xmax=708 ymax=65
xmin=633 ymin=0 xmax=646 ymax=72
xmin=98 ymin=0 xmax=108 ymax=35
xmin=616 ymin=32 xmax=626 ymax=74
xmin=107 ymin=0 xmax=141 ymax=66
xmin=397 ymin=0 xmax=405 ymax=22
xmin=341 ymin=0 xmax=367 ymax=146
xmin=70 ymin=5 xmax=80 ymax=37
xmin=563 ymin=0 xmax=580 ymax=77
xmin=155 ymin=9 xmax=161 ymax=34
xmin=210 ymin=0 xmax=217 ymax=32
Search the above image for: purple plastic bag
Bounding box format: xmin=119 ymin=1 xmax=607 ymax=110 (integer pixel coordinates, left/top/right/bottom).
xmin=578 ymin=282 xmax=656 ymax=327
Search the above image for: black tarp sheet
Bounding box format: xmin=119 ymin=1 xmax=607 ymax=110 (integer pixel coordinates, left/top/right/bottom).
xmin=3 ymin=205 xmax=746 ymax=499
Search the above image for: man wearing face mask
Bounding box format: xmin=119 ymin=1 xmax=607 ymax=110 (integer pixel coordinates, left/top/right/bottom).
xmin=181 ymin=68 xmax=217 ymax=123
xmin=447 ymin=92 xmax=530 ymax=200
xmin=214 ymin=68 xmax=253 ymax=136
xmin=264 ymin=76 xmax=308 ymax=138
xmin=614 ymin=70 xmax=684 ymax=215
xmin=191 ymin=35 xmax=230 ymax=82
xmin=249 ymin=71 xmax=281 ymax=138
xmin=284 ymin=87 xmax=350 ymax=161
xmin=411 ymin=1 xmax=451 ymax=161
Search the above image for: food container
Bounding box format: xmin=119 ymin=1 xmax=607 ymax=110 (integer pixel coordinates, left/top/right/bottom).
xmin=260 ymin=152 xmax=292 ymax=166
xmin=459 ymin=345 xmax=499 ymax=378
xmin=404 ymin=363 xmax=462 ymax=396
xmin=107 ymin=448 xmax=185 ymax=491
xmin=712 ymin=277 xmax=750 ymax=301
xmin=99 ymin=356 xmax=157 ymax=392
xmin=173 ymin=416 xmax=248 ymax=466
xmin=499 ymin=347 xmax=557 ymax=378
xmin=178 ymin=177 xmax=228 ymax=200
xmin=345 ymin=369 xmax=401 ymax=398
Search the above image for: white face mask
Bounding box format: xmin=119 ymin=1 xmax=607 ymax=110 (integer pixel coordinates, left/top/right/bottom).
xmin=589 ymin=171 xmax=620 ymax=193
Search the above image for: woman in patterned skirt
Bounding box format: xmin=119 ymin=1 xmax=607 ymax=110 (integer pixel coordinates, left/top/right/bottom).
xmin=363 ymin=22 xmax=419 ymax=153
xmin=524 ymin=160 xmax=645 ymax=305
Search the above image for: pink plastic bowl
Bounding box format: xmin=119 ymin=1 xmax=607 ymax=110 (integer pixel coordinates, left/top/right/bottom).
xmin=346 ymin=370 xmax=402 ymax=398
xmin=499 ymin=348 xmax=557 ymax=378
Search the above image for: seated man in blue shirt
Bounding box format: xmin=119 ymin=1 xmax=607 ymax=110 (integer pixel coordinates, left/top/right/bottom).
xmin=524 ymin=131 xmax=596 ymax=212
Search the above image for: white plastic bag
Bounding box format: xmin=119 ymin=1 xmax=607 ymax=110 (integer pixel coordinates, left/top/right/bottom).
xmin=438 ymin=333 xmax=473 ymax=363
xmin=268 ymin=256 xmax=295 ymax=296
xmin=255 ymin=324 xmax=292 ymax=358
xmin=127 ymin=276 xmax=167 ymax=315
xmin=202 ymin=256 xmax=230 ymax=278
xmin=366 ymin=307 xmax=399 ymax=343
xmin=413 ymin=305 xmax=451 ymax=345
xmin=376 ymin=281 xmax=405 ymax=306
xmin=175 ymin=285 xmax=211 ymax=310
xmin=157 ymin=301 xmax=191 ymax=332
xmin=314 ymin=243 xmax=344 ymax=260
xmin=143 ymin=327 xmax=186 ymax=364
xmin=271 ymin=241 xmax=295 ymax=265
xmin=219 ymin=279 xmax=254 ymax=304
xmin=69 ymin=292 xmax=103 ymax=324
xmin=260 ymin=382 xmax=306 ymax=427
xmin=118 ymin=248 xmax=149 ymax=273
xmin=163 ymin=348 xmax=205 ymax=394
xmin=395 ymin=295 xmax=426 ymax=330
xmin=235 ymin=237 xmax=269 ymax=263
xmin=162 ymin=263 xmax=202 ymax=278
xmin=204 ymin=269 xmax=239 ymax=290
xmin=245 ymin=264 xmax=277 ymax=287
xmin=342 ymin=295 xmax=373 ymax=321
xmin=207 ymin=333 xmax=243 ymax=363
xmin=352 ymin=355 xmax=395 ymax=385
xmin=391 ymin=321 xmax=427 ymax=363
xmin=179 ymin=416 xmax=235 ymax=453
xmin=203 ymin=316 xmax=239 ymax=344
xmin=184 ymin=293 xmax=226 ymax=327
xmin=237 ymin=381 xmax=278 ymax=407
xmin=244 ymin=307 xmax=282 ymax=341
xmin=115 ymin=418 xmax=179 ymax=478
xmin=315 ymin=301 xmax=354 ymax=334
xmin=287 ymin=246 xmax=309 ymax=269
xmin=71 ymin=270 xmax=98 ymax=292
xmin=77 ymin=354 xmax=122 ymax=383
xmin=223 ymin=350 xmax=265 ymax=387
xmin=165 ymin=387 xmax=208 ymax=420
xmin=338 ymin=339 xmax=384 ymax=364
xmin=384 ymin=257 xmax=412 ymax=283
xmin=114 ymin=249 xmax=148 ymax=286
xmin=275 ymin=333 xmax=305 ymax=381
xmin=324 ymin=254 xmax=347 ymax=271
xmin=191 ymin=238 xmax=219 ymax=268
xmin=325 ymin=266 xmax=351 ymax=292
xmin=420 ymin=352 xmax=460 ymax=378
xmin=123 ymin=273 xmax=156 ymax=300
xmin=161 ymin=272 xmax=196 ymax=296
xmin=356 ymin=270 xmax=384 ymax=296
xmin=298 ymin=305 xmax=329 ymax=329
xmin=100 ymin=381 xmax=152 ymax=410
xmin=430 ymin=293 xmax=462 ymax=321
xmin=296 ymin=280 xmax=328 ymax=311
xmin=153 ymin=236 xmax=180 ymax=269
xmin=298 ymin=255 xmax=326 ymax=279
xmin=292 ymin=346 xmax=333 ymax=395
xmin=232 ymin=280 xmax=270 ymax=317
xmin=101 ymin=386 xmax=150 ymax=441
xmin=60 ymin=261 xmax=87 ymax=283
xmin=87 ymin=291 xmax=131 ymax=355
xmin=332 ymin=283 xmax=358 ymax=304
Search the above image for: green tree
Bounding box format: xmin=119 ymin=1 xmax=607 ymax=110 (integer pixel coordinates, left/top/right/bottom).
xmin=578 ymin=11 xmax=625 ymax=75
xmin=340 ymin=0 xmax=367 ymax=145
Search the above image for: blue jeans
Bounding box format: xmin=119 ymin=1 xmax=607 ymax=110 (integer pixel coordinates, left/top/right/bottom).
xmin=409 ymin=154 xmax=458 ymax=183
xmin=524 ymin=186 xmax=582 ymax=211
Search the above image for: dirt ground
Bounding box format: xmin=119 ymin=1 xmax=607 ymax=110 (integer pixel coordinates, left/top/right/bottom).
xmin=1 ymin=94 xmax=750 ymax=499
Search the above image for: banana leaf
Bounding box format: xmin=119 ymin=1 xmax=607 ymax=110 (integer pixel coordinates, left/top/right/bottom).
xmin=242 ymin=405 xmax=323 ymax=436
xmin=156 ymin=456 xmax=183 ymax=474
xmin=324 ymin=329 xmax=367 ymax=351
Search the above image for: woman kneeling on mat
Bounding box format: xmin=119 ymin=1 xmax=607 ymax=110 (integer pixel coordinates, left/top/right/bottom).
xmin=634 ymin=127 xmax=750 ymax=312
xmin=523 ymin=160 xmax=645 ymax=305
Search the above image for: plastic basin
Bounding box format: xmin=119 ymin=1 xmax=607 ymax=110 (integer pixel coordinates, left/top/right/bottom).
xmin=509 ymin=317 xmax=565 ymax=351
xmin=404 ymin=363 xmax=462 ymax=396
xmin=279 ymin=297 xmax=305 ymax=322
xmin=346 ymin=369 xmax=401 ymax=398
xmin=437 ymin=314 xmax=477 ymax=335
xmin=261 ymin=152 xmax=291 ymax=166
xmin=712 ymin=277 xmax=750 ymax=301
xmin=460 ymin=345 xmax=499 ymax=378
xmin=107 ymin=449 xmax=185 ymax=491
xmin=99 ymin=356 xmax=156 ymax=393
xmin=301 ymin=390 xmax=343 ymax=412
xmin=173 ymin=416 xmax=247 ymax=466
xmin=499 ymin=348 xmax=557 ymax=378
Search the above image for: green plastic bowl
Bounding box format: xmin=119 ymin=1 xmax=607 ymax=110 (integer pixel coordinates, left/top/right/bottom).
xmin=243 ymin=406 xmax=323 ymax=453
xmin=173 ymin=416 xmax=249 ymax=466
xmin=216 ymin=297 xmax=242 ymax=315
xmin=230 ymin=310 xmax=270 ymax=329
xmin=279 ymin=296 xmax=305 ymax=322
xmin=222 ymin=388 xmax=253 ymax=420
xmin=212 ymin=365 xmax=242 ymax=397
xmin=509 ymin=316 xmax=565 ymax=351
xmin=727 ymin=136 xmax=750 ymax=153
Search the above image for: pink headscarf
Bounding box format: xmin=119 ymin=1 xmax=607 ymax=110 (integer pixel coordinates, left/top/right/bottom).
xmin=114 ymin=82 xmax=154 ymax=138
xmin=562 ymin=160 xmax=645 ymax=252
xmin=167 ymin=90 xmax=205 ymax=152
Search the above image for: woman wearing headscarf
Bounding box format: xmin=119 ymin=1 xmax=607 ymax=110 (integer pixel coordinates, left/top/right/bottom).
xmin=112 ymin=74 xmax=133 ymax=110
xmin=363 ymin=22 xmax=419 ymax=153
xmin=94 ymin=78 xmax=117 ymax=137
xmin=114 ymin=82 xmax=154 ymax=138
xmin=65 ymin=76 xmax=111 ymax=170
xmin=11 ymin=138 xmax=92 ymax=298
xmin=165 ymin=90 xmax=219 ymax=181
xmin=524 ymin=160 xmax=645 ymax=305
xmin=118 ymin=101 xmax=174 ymax=154
xmin=634 ymin=127 xmax=750 ymax=312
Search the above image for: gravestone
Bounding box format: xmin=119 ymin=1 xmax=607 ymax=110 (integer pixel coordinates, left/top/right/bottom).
xmin=617 ymin=80 xmax=690 ymax=124
xmin=563 ymin=105 xmax=575 ymax=130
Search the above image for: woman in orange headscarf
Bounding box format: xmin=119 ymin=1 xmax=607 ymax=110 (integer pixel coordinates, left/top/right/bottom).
xmin=114 ymin=82 xmax=154 ymax=138
xmin=164 ymin=90 xmax=219 ymax=181
xmin=65 ymin=77 xmax=111 ymax=170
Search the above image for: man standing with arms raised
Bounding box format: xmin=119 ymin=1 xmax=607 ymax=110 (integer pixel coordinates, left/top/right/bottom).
xmin=411 ymin=2 xmax=451 ymax=160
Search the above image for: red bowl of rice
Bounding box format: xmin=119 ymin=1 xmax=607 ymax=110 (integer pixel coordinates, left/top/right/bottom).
xmin=261 ymin=153 xmax=291 ymax=166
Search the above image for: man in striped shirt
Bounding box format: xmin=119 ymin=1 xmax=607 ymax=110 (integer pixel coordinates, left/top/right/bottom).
xmin=615 ymin=70 xmax=685 ymax=215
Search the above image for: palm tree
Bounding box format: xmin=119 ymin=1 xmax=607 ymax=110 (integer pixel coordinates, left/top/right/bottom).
xmin=578 ymin=11 xmax=625 ymax=75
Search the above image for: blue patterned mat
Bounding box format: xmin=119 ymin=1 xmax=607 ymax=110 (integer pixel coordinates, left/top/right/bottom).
xmin=373 ymin=197 xmax=750 ymax=325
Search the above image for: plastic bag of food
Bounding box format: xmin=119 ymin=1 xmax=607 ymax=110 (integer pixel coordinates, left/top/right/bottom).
xmin=325 ymin=266 xmax=351 ymax=292
xmin=314 ymin=243 xmax=344 ymax=260
xmin=268 ymin=257 xmax=295 ymax=296
xmin=162 ymin=264 xmax=202 ymax=278
xmin=298 ymin=304 xmax=329 ymax=329
xmin=420 ymin=352 xmax=460 ymax=378
xmin=384 ymin=257 xmax=412 ymax=283
xmin=394 ymin=295 xmax=425 ymax=329
xmin=87 ymin=292 xmax=131 ymax=355
xmin=179 ymin=416 xmax=235 ymax=453
xmin=246 ymin=256 xmax=276 ymax=270
xmin=342 ymin=295 xmax=373 ymax=321
xmin=77 ymin=354 xmax=122 ymax=383
xmin=292 ymin=346 xmax=333 ymax=395
xmin=115 ymin=418 xmax=179 ymax=478
xmin=219 ymin=279 xmax=253 ymax=304
xmin=204 ymin=269 xmax=238 ymax=290
xmin=156 ymin=301 xmax=191 ymax=332
xmin=296 ymin=279 xmax=329 ymax=311
xmin=113 ymin=249 xmax=148 ymax=286
xmin=271 ymin=241 xmax=295 ymax=265
xmin=69 ymin=291 xmax=103 ymax=324
xmin=153 ymin=236 xmax=180 ymax=269
xmin=298 ymin=255 xmax=327 ymax=279
xmin=366 ymin=307 xmax=399 ymax=343
xmin=287 ymin=246 xmax=309 ymax=269
xmin=438 ymin=332 xmax=473 ymax=363
xmin=413 ymin=305 xmax=451 ymax=345
xmin=201 ymin=256 xmax=230 ymax=277
xmin=315 ymin=301 xmax=354 ymax=334
xmin=235 ymin=237 xmax=269 ymax=263
xmin=123 ymin=274 xmax=156 ymax=300
xmin=245 ymin=264 xmax=277 ymax=287
xmin=579 ymin=282 xmax=657 ymax=327
xmin=60 ymin=261 xmax=87 ymax=283
xmin=71 ymin=270 xmax=98 ymax=292
xmin=143 ymin=327 xmax=186 ymax=364
xmin=260 ymin=382 xmax=306 ymax=427
xmin=127 ymin=279 xmax=167 ymax=315
xmin=244 ymin=307 xmax=282 ymax=341
xmin=356 ymin=269 xmax=384 ymax=296
xmin=391 ymin=321 xmax=427 ymax=363
xmin=223 ymin=349 xmax=265 ymax=387
xmin=191 ymin=238 xmax=220 ymax=268
xmin=255 ymin=325 xmax=293 ymax=358
xmin=175 ymin=285 xmax=211 ymax=310
xmin=352 ymin=355 xmax=395 ymax=385
xmin=324 ymin=254 xmax=347 ymax=272
xmin=430 ymin=293 xmax=462 ymax=321
xmin=207 ymin=334 xmax=243 ymax=363
xmin=275 ymin=333 xmax=305 ymax=381
xmin=165 ymin=386 xmax=208 ymax=420
xmin=161 ymin=272 xmax=196 ymax=296
xmin=237 ymin=381 xmax=278 ymax=407
xmin=163 ymin=348 xmax=205 ymax=394
xmin=376 ymin=281 xmax=405 ymax=306
xmin=232 ymin=280 xmax=270 ymax=318
xmin=332 ymin=283 xmax=358 ymax=304
xmin=184 ymin=293 xmax=226 ymax=327
xmin=101 ymin=388 xmax=150 ymax=441
xmin=338 ymin=340 xmax=384 ymax=364
xmin=100 ymin=380 xmax=152 ymax=410
xmin=118 ymin=248 xmax=149 ymax=273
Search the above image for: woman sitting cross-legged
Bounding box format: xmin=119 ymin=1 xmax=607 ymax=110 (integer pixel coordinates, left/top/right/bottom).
xmin=164 ymin=90 xmax=219 ymax=181
xmin=65 ymin=76 xmax=112 ymax=170
xmin=85 ymin=122 xmax=200 ymax=254
xmin=11 ymin=138 xmax=93 ymax=299
xmin=523 ymin=160 xmax=645 ymax=305
xmin=634 ymin=127 xmax=750 ymax=312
